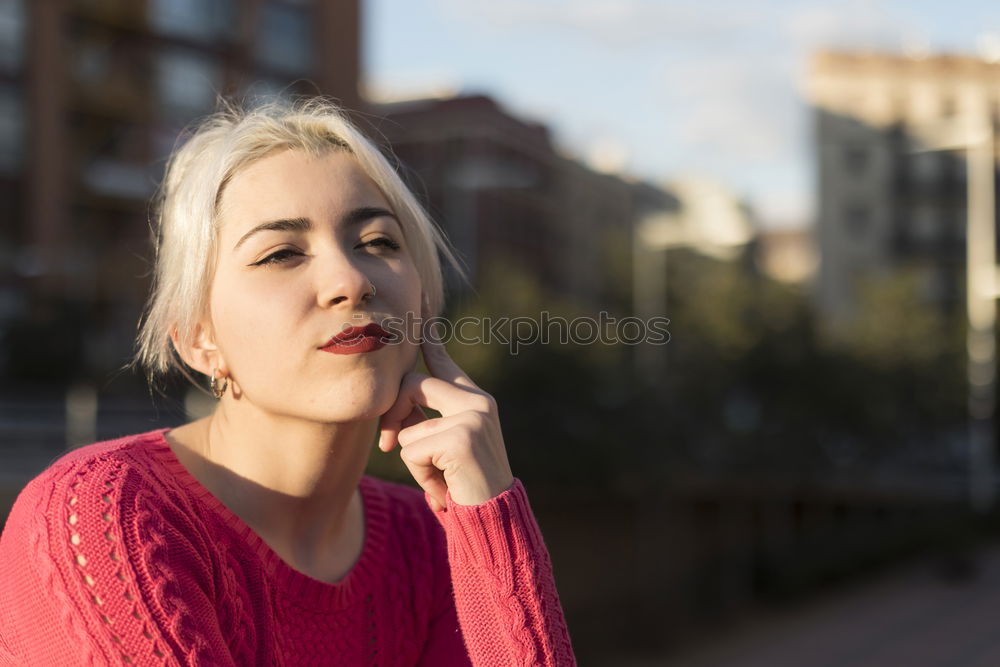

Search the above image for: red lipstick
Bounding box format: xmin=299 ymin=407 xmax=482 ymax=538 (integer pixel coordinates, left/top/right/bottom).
xmin=320 ymin=323 xmax=390 ymax=355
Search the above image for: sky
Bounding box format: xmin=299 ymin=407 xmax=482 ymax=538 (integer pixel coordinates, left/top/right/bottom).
xmin=363 ymin=0 xmax=1000 ymax=229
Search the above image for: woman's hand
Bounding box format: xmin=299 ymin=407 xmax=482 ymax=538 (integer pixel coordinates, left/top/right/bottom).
xmin=378 ymin=313 xmax=514 ymax=512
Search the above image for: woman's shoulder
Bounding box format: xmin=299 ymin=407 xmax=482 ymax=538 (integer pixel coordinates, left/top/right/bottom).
xmin=11 ymin=428 xmax=172 ymax=493
xmin=0 ymin=430 xmax=238 ymax=666
xmin=20 ymin=428 xmax=170 ymax=474
xmin=2 ymin=429 xmax=200 ymax=547
xmin=0 ymin=428 xmax=220 ymax=613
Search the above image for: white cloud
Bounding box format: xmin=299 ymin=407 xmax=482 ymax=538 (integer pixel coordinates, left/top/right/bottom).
xmin=417 ymin=0 xmax=930 ymax=228
xmin=659 ymin=55 xmax=803 ymax=163
xmin=784 ymin=0 xmax=927 ymax=53
xmin=585 ymin=136 xmax=630 ymax=174
xmin=361 ymin=69 xmax=464 ymax=103
xmin=977 ymin=32 xmax=1000 ymax=62
xmin=434 ymin=0 xmax=765 ymax=47
xmin=752 ymin=187 xmax=812 ymax=228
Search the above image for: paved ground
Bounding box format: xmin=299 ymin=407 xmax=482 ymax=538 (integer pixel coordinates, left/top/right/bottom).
xmin=642 ymin=542 xmax=1000 ymax=667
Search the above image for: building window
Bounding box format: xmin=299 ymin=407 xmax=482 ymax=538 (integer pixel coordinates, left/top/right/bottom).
xmin=155 ymin=48 xmax=223 ymax=120
xmin=241 ymin=78 xmax=296 ymax=106
xmin=920 ymin=268 xmax=946 ymax=302
xmin=941 ymin=207 xmax=965 ymax=248
xmin=74 ymin=119 xmax=152 ymax=199
xmin=68 ymin=27 xmax=151 ymax=116
xmin=149 ymin=0 xmax=237 ymax=43
xmin=0 ymin=84 xmax=23 ymax=173
xmin=0 ymin=0 xmax=24 ymax=72
xmin=256 ymin=3 xmax=313 ymax=74
xmin=911 ymin=151 xmax=941 ymax=183
xmin=82 ymin=159 xmax=153 ymax=199
xmin=940 ymin=94 xmax=957 ymax=118
xmin=843 ymin=146 xmax=869 ymax=174
xmin=72 ymin=35 xmax=112 ymax=89
xmin=843 ymin=204 xmax=870 ymax=237
xmin=912 ymin=205 xmax=939 ymax=242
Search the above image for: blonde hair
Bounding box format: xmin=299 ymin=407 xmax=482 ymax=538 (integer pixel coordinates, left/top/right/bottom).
xmin=135 ymin=97 xmax=467 ymax=382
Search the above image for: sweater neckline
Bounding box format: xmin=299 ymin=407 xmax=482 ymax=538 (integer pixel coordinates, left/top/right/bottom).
xmin=142 ymin=428 xmax=389 ymax=611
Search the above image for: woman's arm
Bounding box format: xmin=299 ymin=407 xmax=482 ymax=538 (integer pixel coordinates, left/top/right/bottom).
xmin=0 ymin=461 xmax=238 ymax=667
xmin=380 ymin=309 xmax=576 ymax=665
xmin=419 ymin=479 xmax=576 ymax=667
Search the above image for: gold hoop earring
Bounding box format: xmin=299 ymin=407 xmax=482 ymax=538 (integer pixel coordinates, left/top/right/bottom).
xmin=210 ymin=369 xmax=228 ymax=399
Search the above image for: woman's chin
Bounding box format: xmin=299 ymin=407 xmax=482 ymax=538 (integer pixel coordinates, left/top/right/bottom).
xmin=233 ymin=372 xmax=401 ymax=424
xmin=303 ymin=388 xmax=398 ymax=424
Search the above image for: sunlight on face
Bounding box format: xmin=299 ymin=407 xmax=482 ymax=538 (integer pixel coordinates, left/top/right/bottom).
xmin=209 ymin=149 xmax=423 ymax=423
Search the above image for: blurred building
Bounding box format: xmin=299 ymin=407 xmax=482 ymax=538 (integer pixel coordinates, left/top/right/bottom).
xmin=754 ymin=227 xmax=819 ymax=285
xmin=644 ymin=178 xmax=757 ymax=261
xmin=0 ymin=0 xmax=360 ymax=389
xmin=372 ymin=94 xmax=641 ymax=312
xmin=372 ymin=93 xmax=767 ymax=326
xmin=806 ymin=51 xmax=1000 ymax=331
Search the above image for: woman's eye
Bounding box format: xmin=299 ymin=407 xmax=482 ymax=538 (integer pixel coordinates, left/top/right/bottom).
xmin=251 ymin=249 xmax=302 ymax=266
xmin=361 ymin=237 xmax=401 ymax=251
xmin=249 ymin=238 xmax=399 ymax=267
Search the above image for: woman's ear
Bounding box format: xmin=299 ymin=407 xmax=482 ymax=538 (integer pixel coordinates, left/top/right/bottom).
xmin=170 ymin=322 xmax=226 ymax=378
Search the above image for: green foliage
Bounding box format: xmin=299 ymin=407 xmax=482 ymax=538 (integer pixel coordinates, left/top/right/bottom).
xmin=844 ymin=266 xmax=964 ymax=369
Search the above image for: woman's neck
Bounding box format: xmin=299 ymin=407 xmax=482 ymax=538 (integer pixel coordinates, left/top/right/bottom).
xmin=165 ymin=400 xmax=376 ymax=582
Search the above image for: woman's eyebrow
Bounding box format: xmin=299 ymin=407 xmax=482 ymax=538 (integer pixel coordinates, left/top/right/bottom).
xmin=344 ymin=206 xmax=401 ymax=229
xmin=233 ymin=207 xmax=399 ymax=251
xmin=234 ymin=217 xmax=311 ymax=250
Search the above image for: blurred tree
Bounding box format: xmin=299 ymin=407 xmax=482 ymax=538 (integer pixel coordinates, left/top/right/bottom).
xmin=369 ymin=244 xmax=968 ymax=494
xmin=661 ymin=248 xmax=966 ymax=478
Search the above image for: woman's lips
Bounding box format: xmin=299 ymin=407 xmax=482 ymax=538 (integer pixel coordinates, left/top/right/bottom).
xmin=320 ymin=323 xmax=390 ymax=355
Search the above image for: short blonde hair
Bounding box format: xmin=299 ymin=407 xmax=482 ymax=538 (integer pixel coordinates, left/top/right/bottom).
xmin=135 ymin=98 xmax=467 ymax=382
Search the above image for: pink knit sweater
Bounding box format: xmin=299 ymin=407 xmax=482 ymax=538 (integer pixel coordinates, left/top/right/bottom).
xmin=0 ymin=429 xmax=576 ymax=666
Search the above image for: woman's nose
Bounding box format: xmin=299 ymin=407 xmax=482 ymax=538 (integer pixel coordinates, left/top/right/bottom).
xmin=316 ymin=256 xmax=374 ymax=309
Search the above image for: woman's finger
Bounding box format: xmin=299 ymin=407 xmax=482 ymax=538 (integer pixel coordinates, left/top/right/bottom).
xmin=400 ymin=405 xmax=429 ymax=430
xmin=420 ymin=335 xmax=480 ymax=391
xmin=398 ymin=423 xmax=507 ymax=507
xmin=396 ymin=436 xmax=451 ymax=511
xmin=397 ymin=411 xmax=473 ymax=447
xmin=379 ymin=373 xmax=491 ymax=451
xmin=420 ymin=292 xmax=480 ymax=391
xmin=377 ymin=404 xmax=428 ymax=451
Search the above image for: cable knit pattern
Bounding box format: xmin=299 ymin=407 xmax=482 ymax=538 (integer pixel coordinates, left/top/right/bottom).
xmin=428 ymin=482 xmax=578 ymax=666
xmin=0 ymin=429 xmax=576 ymax=666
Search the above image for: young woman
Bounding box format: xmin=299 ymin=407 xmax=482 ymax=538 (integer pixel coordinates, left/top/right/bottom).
xmin=0 ymin=100 xmax=576 ymax=666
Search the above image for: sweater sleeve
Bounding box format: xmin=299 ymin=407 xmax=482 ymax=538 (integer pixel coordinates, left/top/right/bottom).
xmin=0 ymin=458 xmax=237 ymax=666
xmin=424 ymin=478 xmax=577 ymax=667
xmin=0 ymin=626 xmax=16 ymax=667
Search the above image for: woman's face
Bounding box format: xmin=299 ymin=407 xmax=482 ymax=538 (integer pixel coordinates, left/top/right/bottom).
xmin=207 ymin=148 xmax=422 ymax=423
